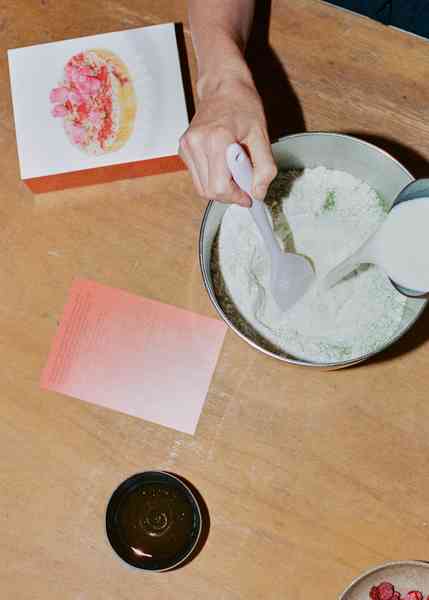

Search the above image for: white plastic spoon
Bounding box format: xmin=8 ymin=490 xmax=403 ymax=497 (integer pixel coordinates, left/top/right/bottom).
xmin=226 ymin=143 xmax=315 ymax=311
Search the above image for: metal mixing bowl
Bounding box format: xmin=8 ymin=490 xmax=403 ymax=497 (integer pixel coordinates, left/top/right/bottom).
xmin=199 ymin=132 xmax=428 ymax=369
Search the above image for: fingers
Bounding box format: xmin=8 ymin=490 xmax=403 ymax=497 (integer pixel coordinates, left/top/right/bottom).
xmin=179 ymin=126 xmax=251 ymax=207
xmin=246 ymin=129 xmax=278 ymax=200
xmin=178 ymin=138 xmax=205 ymax=198
xmin=179 ymin=91 xmax=278 ymax=207
xmin=206 ymin=131 xmax=251 ymax=207
xmin=179 ymin=125 xmax=209 ymax=195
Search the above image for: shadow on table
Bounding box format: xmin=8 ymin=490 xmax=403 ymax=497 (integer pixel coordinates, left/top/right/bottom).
xmin=346 ymin=131 xmax=429 ymax=179
xmin=175 ymin=23 xmax=196 ymax=122
xmin=246 ymin=0 xmax=306 ymax=140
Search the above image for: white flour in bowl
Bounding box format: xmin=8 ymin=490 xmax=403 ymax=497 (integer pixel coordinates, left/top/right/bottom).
xmin=218 ymin=166 xmax=408 ymax=363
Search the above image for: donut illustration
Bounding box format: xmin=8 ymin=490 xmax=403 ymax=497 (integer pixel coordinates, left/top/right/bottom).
xmin=50 ymin=49 xmax=137 ymax=155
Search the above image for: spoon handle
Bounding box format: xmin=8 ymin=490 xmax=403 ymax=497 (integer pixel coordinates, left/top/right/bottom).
xmin=324 ymin=250 xmax=363 ymax=289
xmin=226 ymin=143 xmax=281 ymax=257
xmin=324 ymin=233 xmax=379 ymax=289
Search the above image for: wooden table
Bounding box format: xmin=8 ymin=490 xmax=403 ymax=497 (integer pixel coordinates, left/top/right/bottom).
xmin=2 ymin=1 xmax=429 ymax=598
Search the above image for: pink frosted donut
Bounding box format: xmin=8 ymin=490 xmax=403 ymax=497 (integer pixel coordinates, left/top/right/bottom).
xmin=50 ymin=49 xmax=136 ymax=155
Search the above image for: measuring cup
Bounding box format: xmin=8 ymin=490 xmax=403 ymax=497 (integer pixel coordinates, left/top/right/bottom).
xmin=325 ymin=178 xmax=429 ymax=298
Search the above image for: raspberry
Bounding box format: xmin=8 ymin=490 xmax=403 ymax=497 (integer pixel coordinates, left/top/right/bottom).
xmin=377 ymin=582 xmax=395 ymax=600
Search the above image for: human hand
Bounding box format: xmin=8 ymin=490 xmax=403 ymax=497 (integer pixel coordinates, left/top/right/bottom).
xmin=179 ymin=77 xmax=277 ymax=207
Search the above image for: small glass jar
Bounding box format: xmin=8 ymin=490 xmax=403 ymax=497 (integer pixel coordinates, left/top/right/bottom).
xmin=106 ymin=471 xmax=204 ymax=571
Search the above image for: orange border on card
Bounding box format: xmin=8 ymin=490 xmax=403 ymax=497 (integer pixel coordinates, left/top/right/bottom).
xmin=24 ymin=155 xmax=186 ymax=193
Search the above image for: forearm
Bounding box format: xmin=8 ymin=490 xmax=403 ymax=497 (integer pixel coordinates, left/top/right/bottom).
xmin=182 ymin=0 xmax=276 ymax=205
xmin=188 ymin=0 xmax=256 ymax=98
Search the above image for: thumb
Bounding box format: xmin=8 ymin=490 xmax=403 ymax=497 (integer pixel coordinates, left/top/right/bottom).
xmin=247 ymin=133 xmax=278 ymax=200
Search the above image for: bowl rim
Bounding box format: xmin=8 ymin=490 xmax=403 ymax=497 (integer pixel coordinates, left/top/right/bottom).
xmin=199 ymin=132 xmax=428 ymax=369
xmin=339 ymin=559 xmax=429 ymax=599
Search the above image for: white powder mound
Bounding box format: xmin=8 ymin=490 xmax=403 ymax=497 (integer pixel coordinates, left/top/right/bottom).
xmin=218 ymin=166 xmax=408 ymax=363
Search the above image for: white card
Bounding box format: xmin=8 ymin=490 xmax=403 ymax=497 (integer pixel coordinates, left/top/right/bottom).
xmin=8 ymin=24 xmax=189 ymax=179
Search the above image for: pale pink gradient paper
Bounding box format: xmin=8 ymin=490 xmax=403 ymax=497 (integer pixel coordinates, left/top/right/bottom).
xmin=41 ymin=279 xmax=227 ymax=434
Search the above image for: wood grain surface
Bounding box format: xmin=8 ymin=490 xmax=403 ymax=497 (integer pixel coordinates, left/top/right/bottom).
xmin=1 ymin=1 xmax=429 ymax=598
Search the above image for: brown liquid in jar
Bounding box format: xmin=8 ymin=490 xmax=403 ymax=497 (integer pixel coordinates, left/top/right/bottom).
xmin=106 ymin=472 xmax=201 ymax=571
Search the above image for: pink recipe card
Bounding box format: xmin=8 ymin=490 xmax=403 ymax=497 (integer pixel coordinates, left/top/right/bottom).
xmin=41 ymin=279 xmax=227 ymax=434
